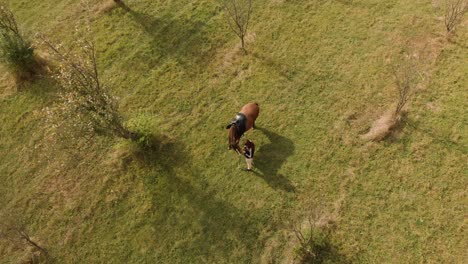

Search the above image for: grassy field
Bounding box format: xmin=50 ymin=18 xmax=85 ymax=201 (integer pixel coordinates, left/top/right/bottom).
xmin=0 ymin=0 xmax=467 ymax=263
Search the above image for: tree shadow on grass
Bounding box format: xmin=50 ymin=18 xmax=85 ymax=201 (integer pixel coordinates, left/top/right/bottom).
xmin=252 ymin=52 xmax=300 ymax=81
xmin=158 ymin=174 xmax=263 ymax=262
xmin=128 ymin=10 xmax=217 ymax=71
xmin=404 ymin=118 xmax=467 ymax=154
xmin=301 ymin=238 xmax=351 ymax=264
xmin=128 ymin=134 xmax=189 ymax=169
xmin=114 ymin=0 xmax=131 ymax=12
xmin=254 ymin=127 xmax=296 ymax=192
xmin=381 ymin=113 xmax=466 ymax=154
xmin=124 ymin=136 xmax=263 ymax=262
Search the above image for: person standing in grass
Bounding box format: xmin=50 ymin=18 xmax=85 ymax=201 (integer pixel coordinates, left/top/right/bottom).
xmin=243 ymin=140 xmax=255 ymax=171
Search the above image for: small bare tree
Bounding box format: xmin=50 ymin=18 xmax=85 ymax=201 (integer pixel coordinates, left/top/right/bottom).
xmin=40 ymin=36 xmax=140 ymax=141
xmin=444 ymin=0 xmax=468 ymax=33
xmin=290 ymin=207 xmax=337 ymax=264
xmin=222 ymin=0 xmax=252 ymax=53
xmin=391 ymin=57 xmax=419 ymax=116
xmin=292 ymin=217 xmax=320 ymax=263
xmin=362 ymin=54 xmax=420 ymax=142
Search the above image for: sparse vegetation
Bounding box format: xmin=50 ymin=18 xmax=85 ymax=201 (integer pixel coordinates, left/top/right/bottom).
xmin=392 ymin=56 xmax=419 ymax=116
xmin=444 ymin=0 xmax=468 ymax=33
xmin=292 ymin=218 xmax=335 ymax=263
xmin=0 ymin=0 xmax=466 ymax=263
xmin=293 ymin=222 xmax=327 ymax=263
xmin=0 ymin=4 xmax=40 ymax=82
xmin=41 ymin=36 xmax=140 ymax=141
xmin=362 ymin=54 xmax=420 ymax=142
xmin=0 ymin=213 xmax=48 ymax=261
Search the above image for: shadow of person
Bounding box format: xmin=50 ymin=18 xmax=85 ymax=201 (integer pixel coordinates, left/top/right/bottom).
xmin=253 ymin=127 xmax=296 ymax=192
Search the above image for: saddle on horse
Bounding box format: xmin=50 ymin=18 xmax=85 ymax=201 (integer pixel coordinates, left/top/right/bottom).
xmin=230 ymin=113 xmax=247 ymax=137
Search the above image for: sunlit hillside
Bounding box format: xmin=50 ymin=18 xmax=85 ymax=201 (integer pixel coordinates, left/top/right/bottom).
xmin=0 ymin=0 xmax=466 ymax=263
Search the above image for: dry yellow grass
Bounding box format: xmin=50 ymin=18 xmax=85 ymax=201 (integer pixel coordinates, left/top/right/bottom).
xmin=1 ymin=0 xmax=467 ymax=263
xmin=362 ymin=110 xmax=399 ymax=141
xmin=0 ymin=67 xmax=16 ymax=98
xmin=93 ymin=0 xmax=118 ymax=15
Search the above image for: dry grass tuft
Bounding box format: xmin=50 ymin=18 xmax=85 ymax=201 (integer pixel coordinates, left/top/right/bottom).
xmin=217 ymin=32 xmax=256 ymax=72
xmin=361 ymin=110 xmax=399 ymax=142
xmin=0 ymin=66 xmax=16 ymax=98
xmin=93 ymin=0 xmax=118 ymax=15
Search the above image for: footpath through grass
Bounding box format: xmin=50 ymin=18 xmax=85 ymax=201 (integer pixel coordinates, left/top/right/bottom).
xmin=0 ymin=0 xmax=467 ymax=263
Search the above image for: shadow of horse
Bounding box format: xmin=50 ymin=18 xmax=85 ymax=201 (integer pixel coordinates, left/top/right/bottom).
xmin=254 ymin=127 xmax=296 ymax=192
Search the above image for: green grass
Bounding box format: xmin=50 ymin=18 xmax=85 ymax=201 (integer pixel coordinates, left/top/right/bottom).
xmin=1 ymin=0 xmax=467 ymax=263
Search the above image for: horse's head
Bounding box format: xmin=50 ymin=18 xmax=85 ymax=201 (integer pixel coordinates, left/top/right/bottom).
xmin=226 ymin=123 xmax=242 ymax=154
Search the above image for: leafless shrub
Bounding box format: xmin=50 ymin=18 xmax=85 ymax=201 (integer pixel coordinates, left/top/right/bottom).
xmin=289 ymin=207 xmax=340 ymax=264
xmin=292 ymin=218 xmax=324 ymax=263
xmin=444 ymin=0 xmax=468 ymax=33
xmin=222 ymin=0 xmax=252 ymax=53
xmin=39 ymin=34 xmax=140 ymax=141
xmin=391 ymin=58 xmax=418 ymax=116
xmin=362 ymin=54 xmax=420 ymax=142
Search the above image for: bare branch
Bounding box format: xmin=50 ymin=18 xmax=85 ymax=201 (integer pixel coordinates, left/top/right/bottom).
xmin=444 ymin=0 xmax=468 ymax=33
xmin=0 ymin=4 xmax=21 ymax=38
xmin=391 ymin=56 xmax=419 ymax=116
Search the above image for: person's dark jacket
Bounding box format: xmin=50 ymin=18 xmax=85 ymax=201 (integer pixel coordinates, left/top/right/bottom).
xmin=243 ymin=141 xmax=255 ymax=159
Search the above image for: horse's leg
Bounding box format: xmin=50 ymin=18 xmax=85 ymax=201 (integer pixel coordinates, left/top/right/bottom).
xmin=247 ymin=118 xmax=255 ymax=130
xmin=236 ymin=145 xmax=242 ymax=155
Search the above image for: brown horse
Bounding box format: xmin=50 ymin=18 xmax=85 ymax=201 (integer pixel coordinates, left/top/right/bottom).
xmin=226 ymin=103 xmax=260 ymax=154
